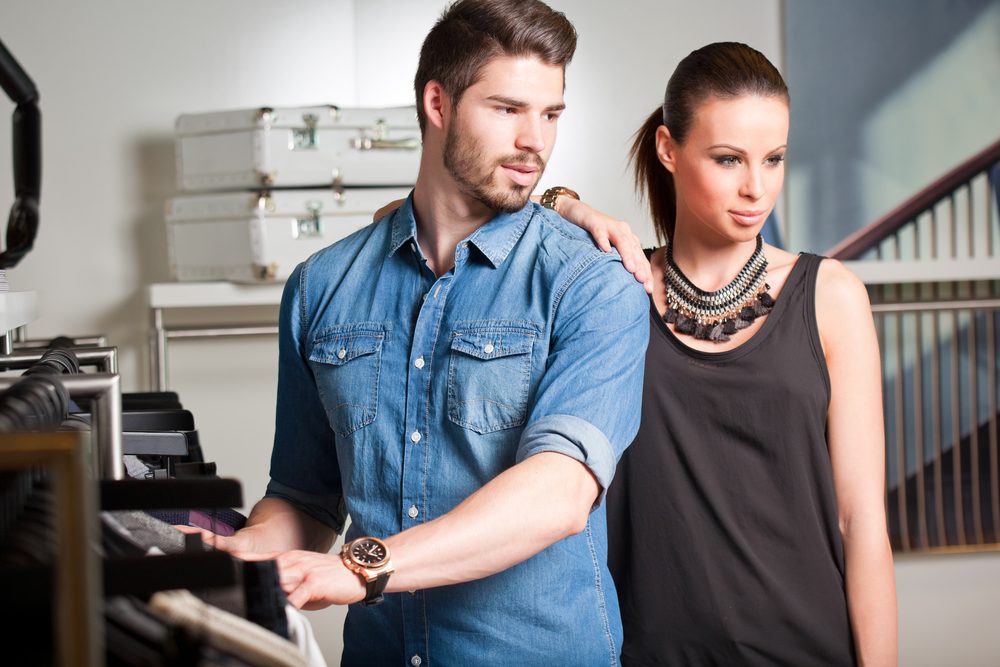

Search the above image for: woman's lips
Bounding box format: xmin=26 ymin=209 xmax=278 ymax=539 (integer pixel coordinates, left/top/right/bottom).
xmin=729 ymin=210 xmax=767 ymax=226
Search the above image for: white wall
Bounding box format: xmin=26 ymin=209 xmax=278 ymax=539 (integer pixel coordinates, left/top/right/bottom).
xmin=895 ymin=550 xmax=1000 ymax=666
xmin=783 ymin=0 xmax=1000 ymax=252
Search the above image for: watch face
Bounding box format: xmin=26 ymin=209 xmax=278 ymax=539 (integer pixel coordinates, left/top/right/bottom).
xmin=350 ymin=538 xmax=388 ymax=566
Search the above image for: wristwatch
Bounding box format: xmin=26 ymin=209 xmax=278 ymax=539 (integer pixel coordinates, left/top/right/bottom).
xmin=340 ymin=536 xmax=395 ymax=606
xmin=539 ymin=185 xmax=579 ymax=212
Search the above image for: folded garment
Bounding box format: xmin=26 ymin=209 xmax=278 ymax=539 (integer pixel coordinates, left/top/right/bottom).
xmin=102 ymin=510 xmax=196 ymax=555
xmin=149 ymin=589 xmax=307 ymax=667
xmin=243 ymin=559 xmax=289 ymax=638
xmin=285 ymin=605 xmax=328 ymax=667
xmin=148 ymin=508 xmax=247 ymax=536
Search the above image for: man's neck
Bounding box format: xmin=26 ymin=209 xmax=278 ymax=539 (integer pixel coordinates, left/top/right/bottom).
xmin=411 ymin=178 xmax=497 ymax=278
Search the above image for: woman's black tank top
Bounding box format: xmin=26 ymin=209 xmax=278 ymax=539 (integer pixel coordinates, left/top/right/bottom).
xmin=607 ymin=253 xmax=856 ymax=666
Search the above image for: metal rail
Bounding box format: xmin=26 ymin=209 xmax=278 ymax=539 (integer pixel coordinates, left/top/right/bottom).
xmin=0 ymin=374 xmax=123 ymax=480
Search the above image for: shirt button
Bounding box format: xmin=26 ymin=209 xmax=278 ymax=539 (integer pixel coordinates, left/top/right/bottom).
xmin=483 ymin=343 xmax=494 ymax=354
xmin=414 ymin=356 xmax=425 ymax=369
xmin=410 ymin=430 xmax=421 ymax=443
xmin=407 ymin=505 xmax=419 ymax=519
xmin=410 ymin=656 xmax=422 ymax=667
xmin=337 ymin=348 xmax=346 ymax=359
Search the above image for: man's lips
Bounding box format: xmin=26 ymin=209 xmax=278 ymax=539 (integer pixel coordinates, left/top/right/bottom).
xmin=502 ymin=163 xmax=540 ymax=186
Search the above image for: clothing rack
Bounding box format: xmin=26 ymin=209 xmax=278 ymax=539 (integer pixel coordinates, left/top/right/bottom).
xmin=0 ymin=432 xmax=99 ymax=667
xmin=0 ymin=373 xmax=124 ymax=479
xmin=0 ymin=345 xmax=118 ymax=373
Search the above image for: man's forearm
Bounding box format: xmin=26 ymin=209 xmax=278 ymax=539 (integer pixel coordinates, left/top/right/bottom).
xmin=241 ymin=497 xmax=339 ymax=554
xmin=383 ymin=451 xmax=599 ymax=592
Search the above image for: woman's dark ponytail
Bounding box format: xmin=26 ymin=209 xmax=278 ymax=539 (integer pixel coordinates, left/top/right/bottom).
xmin=629 ymin=108 xmax=676 ymax=243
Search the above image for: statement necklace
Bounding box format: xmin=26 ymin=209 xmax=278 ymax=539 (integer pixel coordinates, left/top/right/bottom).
xmin=662 ymin=234 xmax=775 ymax=343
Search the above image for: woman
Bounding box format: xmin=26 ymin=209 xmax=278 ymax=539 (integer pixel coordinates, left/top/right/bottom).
xmin=552 ymin=42 xmax=896 ymax=666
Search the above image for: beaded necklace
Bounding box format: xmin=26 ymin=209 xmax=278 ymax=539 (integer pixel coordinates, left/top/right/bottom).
xmin=662 ymin=234 xmax=775 ymax=343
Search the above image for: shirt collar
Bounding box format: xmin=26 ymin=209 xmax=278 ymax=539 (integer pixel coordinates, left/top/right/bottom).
xmin=463 ymin=205 xmax=533 ymax=268
xmin=388 ymin=194 xmax=419 ymax=256
xmin=388 ymin=194 xmax=535 ymax=268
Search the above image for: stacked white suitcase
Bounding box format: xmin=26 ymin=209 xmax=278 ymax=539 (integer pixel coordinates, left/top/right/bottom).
xmin=166 ymin=105 xmax=419 ymax=282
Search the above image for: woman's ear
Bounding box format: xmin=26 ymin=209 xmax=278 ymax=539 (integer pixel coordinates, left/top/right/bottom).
xmin=422 ymin=80 xmax=450 ymax=132
xmin=655 ymin=125 xmax=678 ymax=174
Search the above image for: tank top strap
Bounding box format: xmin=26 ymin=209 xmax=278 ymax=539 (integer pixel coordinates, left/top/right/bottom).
xmin=780 ymin=252 xmax=830 ymax=395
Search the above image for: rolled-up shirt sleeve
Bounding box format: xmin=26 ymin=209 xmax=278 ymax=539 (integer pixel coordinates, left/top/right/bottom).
xmin=515 ymin=253 xmax=649 ymax=507
xmin=264 ymin=262 xmax=347 ymax=533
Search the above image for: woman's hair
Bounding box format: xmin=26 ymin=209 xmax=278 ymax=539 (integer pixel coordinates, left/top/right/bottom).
xmin=629 ymin=42 xmax=788 ymax=242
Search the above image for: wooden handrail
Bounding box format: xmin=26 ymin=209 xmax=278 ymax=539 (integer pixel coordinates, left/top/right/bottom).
xmin=826 ymin=137 xmax=1000 ymax=259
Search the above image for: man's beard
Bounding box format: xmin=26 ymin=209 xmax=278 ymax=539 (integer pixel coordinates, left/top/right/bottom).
xmin=443 ymin=118 xmax=545 ymax=213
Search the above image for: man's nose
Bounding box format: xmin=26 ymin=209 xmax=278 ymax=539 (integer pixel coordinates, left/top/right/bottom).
xmin=515 ymin=116 xmax=545 ymax=154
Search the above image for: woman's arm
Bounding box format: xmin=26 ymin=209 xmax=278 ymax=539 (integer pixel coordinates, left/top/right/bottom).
xmin=549 ymin=195 xmax=652 ymax=293
xmin=816 ymin=259 xmax=897 ymax=667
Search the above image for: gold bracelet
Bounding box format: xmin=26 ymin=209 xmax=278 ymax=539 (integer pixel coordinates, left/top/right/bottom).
xmin=540 ymin=186 xmax=579 ymax=212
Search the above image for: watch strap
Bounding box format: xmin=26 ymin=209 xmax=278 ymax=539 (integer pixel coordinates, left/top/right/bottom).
xmin=363 ymin=571 xmax=391 ymax=606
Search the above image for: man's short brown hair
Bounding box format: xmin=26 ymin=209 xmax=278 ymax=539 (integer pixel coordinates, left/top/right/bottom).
xmin=413 ymin=0 xmax=577 ymax=134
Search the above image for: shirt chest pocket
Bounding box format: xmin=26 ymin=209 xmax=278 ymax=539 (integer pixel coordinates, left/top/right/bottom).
xmin=308 ymin=326 xmax=385 ymax=438
xmin=447 ymin=327 xmax=536 ymax=434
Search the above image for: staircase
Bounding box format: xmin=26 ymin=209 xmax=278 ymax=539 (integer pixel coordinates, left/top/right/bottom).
xmin=827 ymin=138 xmax=1000 ymax=552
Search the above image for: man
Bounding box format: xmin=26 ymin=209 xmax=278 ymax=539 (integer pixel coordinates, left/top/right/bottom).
xmin=219 ymin=1 xmax=647 ymax=664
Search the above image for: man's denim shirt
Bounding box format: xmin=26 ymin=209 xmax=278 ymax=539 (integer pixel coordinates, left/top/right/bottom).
xmin=266 ymin=195 xmax=648 ymax=666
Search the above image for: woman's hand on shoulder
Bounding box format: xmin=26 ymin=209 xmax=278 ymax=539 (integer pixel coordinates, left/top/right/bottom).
xmin=555 ymin=196 xmax=652 ymax=294
xmin=372 ymin=199 xmax=405 ymax=221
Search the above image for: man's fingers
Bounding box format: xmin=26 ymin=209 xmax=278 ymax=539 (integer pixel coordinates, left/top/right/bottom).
xmin=287 ymin=581 xmax=310 ymax=609
xmin=173 ymin=524 xmax=225 ymax=548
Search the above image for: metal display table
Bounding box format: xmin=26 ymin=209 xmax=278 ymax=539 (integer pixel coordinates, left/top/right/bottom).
xmin=148 ymin=281 xmax=283 ymax=390
xmin=0 ymin=291 xmax=39 ymax=354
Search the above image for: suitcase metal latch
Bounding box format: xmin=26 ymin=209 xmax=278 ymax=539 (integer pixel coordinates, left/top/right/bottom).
xmin=351 ymin=118 xmax=420 ymax=151
xmin=291 ymin=113 xmax=319 ymax=151
xmin=294 ymin=201 xmax=324 ymax=239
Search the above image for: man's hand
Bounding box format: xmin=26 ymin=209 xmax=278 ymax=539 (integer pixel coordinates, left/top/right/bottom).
xmin=173 ymin=524 xmax=255 ymax=553
xmin=557 ymin=197 xmax=653 ymax=294
xmin=238 ymin=549 xmax=366 ymax=610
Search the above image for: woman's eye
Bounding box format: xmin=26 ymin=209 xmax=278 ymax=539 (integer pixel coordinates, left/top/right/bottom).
xmin=713 ymin=156 xmax=740 ymax=167
xmin=766 ymin=155 xmax=786 ymax=166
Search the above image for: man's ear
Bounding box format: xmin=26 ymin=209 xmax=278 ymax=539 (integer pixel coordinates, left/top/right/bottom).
xmin=655 ymin=125 xmax=678 ymax=174
xmin=423 ymin=80 xmax=450 ymax=131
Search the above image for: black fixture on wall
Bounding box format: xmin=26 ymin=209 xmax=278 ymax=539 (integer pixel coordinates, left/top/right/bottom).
xmin=0 ymin=38 xmax=41 ymax=269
